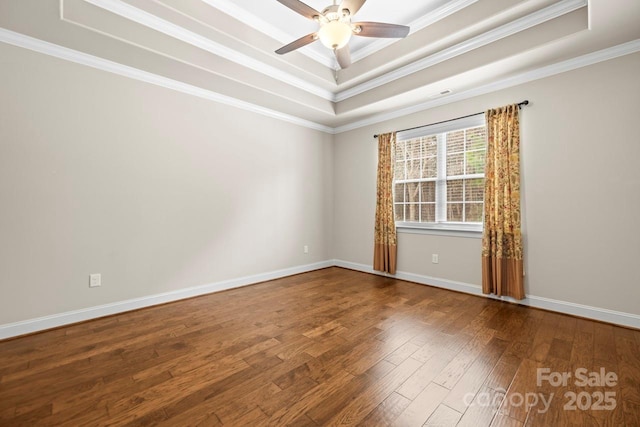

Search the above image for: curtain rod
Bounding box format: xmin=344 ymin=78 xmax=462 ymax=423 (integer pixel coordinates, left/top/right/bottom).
xmin=373 ymin=100 xmax=529 ymax=139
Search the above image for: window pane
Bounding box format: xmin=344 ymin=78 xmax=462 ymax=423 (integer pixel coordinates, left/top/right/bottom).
xmin=466 ymin=150 xmax=486 ymax=175
xmin=394 ymin=204 xmax=404 ymax=222
xmin=447 ymin=179 xmax=463 ymax=202
xmin=422 ymin=136 xmax=438 ymax=157
xmin=394 ymin=183 xmax=405 ymax=203
xmin=465 ymin=203 xmax=483 ymax=223
xmin=422 ymin=156 xmax=437 ymax=178
xmin=447 ymin=203 xmax=463 ymax=222
xmin=406 ymin=204 xmax=420 ymax=222
xmin=446 ymin=130 xmax=464 ymax=153
xmin=406 ymin=182 xmax=420 ymax=203
xmin=446 ymin=152 xmax=464 ymax=176
xmin=406 ymin=139 xmax=421 ymax=159
xmin=394 ymin=161 xmax=405 ymax=180
xmin=407 ymin=159 xmax=421 ymax=179
xmin=466 ymin=178 xmax=484 ymax=201
xmin=421 ymin=203 xmax=436 ymax=222
xmin=421 ymin=181 xmax=435 ymax=202
xmin=466 ymin=126 xmax=486 ymax=150
xmin=395 ymin=139 xmax=405 ymax=160
xmin=395 ymin=123 xmax=486 ymax=229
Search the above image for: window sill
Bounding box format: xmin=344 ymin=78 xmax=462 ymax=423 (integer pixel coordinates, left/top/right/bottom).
xmin=396 ymin=224 xmax=483 ymax=239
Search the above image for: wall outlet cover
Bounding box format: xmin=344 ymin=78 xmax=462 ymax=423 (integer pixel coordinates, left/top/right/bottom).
xmin=89 ymin=273 xmax=101 ymax=288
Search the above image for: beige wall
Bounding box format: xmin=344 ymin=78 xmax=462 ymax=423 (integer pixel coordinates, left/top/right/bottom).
xmin=0 ymin=43 xmax=333 ymax=324
xmin=1 ymin=41 xmax=638 ymax=327
xmin=333 ymin=52 xmax=640 ymax=315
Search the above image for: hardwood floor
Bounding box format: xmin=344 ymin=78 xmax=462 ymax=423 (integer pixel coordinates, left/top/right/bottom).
xmin=1 ymin=267 xmax=639 ymax=426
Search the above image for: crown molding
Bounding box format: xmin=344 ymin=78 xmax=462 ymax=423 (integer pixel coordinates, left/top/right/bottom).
xmin=83 ymin=0 xmax=336 ymax=101
xmin=2 ymin=27 xmax=638 ymax=136
xmin=200 ymin=0 xmax=335 ymax=69
xmin=69 ymin=0 xmax=588 ymax=108
xmin=334 ymin=38 xmax=640 ymax=134
xmin=335 ymin=0 xmax=587 ymax=102
xmin=0 ymin=27 xmax=334 ymax=133
xmin=350 ymin=0 xmax=479 ymax=63
xmin=407 ymin=0 xmax=479 ymax=34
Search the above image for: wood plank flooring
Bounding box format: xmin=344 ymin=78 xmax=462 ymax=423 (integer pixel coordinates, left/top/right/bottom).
xmin=1 ymin=267 xmax=639 ymax=426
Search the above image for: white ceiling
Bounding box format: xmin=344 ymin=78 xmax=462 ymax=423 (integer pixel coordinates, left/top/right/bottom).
xmin=0 ymin=0 xmax=639 ymax=133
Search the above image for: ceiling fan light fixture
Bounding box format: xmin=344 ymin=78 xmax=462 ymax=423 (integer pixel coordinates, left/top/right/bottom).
xmin=274 ymin=0 xmax=410 ymax=69
xmin=318 ymin=20 xmax=352 ymax=50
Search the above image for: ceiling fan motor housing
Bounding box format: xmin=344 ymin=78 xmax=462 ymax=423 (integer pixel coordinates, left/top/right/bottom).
xmin=318 ymin=4 xmax=353 ymax=49
xmin=321 ymin=4 xmax=350 ymax=21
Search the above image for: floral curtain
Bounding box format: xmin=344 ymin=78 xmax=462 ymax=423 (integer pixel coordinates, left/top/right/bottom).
xmin=373 ymin=132 xmax=397 ymax=274
xmin=482 ymin=104 xmax=525 ymax=299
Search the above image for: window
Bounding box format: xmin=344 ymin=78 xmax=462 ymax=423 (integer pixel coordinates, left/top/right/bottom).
xmin=393 ymin=115 xmax=487 ymax=232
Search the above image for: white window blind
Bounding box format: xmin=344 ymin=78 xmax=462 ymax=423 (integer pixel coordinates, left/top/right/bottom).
xmin=394 ymin=115 xmax=487 ymax=232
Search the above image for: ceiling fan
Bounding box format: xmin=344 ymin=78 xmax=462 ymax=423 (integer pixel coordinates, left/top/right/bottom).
xmin=274 ymin=0 xmax=410 ymax=69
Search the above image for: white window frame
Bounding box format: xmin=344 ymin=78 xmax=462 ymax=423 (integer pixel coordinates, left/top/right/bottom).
xmin=394 ymin=114 xmax=486 ymax=235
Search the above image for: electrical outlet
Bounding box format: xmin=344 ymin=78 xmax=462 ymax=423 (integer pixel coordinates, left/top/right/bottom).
xmin=431 ymin=254 xmax=439 ymax=264
xmin=303 ymin=245 xmax=309 ymax=254
xmin=89 ymin=273 xmax=101 ymax=288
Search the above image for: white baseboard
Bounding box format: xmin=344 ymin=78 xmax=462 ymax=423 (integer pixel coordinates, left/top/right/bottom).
xmin=2 ymin=258 xmax=638 ymax=340
xmin=0 ymin=260 xmax=333 ymax=340
xmin=333 ymin=259 xmax=640 ymax=330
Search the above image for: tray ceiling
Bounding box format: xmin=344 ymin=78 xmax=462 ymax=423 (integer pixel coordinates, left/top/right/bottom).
xmin=1 ymin=0 xmax=639 ymax=133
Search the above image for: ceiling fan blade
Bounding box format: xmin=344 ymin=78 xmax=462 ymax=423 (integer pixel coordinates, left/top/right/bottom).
xmin=340 ymin=0 xmax=366 ymax=16
xmin=276 ymin=0 xmax=321 ymax=20
xmin=353 ymin=22 xmax=410 ymax=38
xmin=275 ymin=33 xmax=318 ymax=54
xmin=335 ymin=45 xmax=351 ymax=69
